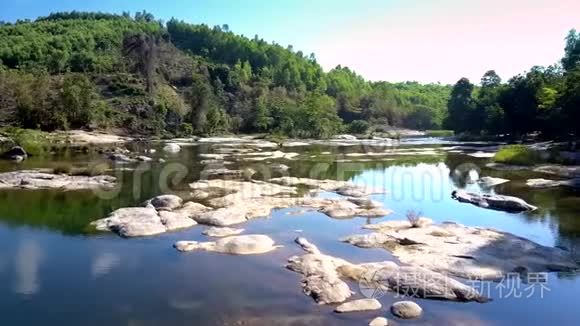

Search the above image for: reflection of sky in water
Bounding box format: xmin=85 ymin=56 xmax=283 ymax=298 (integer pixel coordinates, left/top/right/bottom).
xmin=351 ymin=163 xmax=555 ymax=246
xmin=91 ymin=252 xmax=120 ymax=279
xmin=14 ymin=239 xmax=42 ymax=296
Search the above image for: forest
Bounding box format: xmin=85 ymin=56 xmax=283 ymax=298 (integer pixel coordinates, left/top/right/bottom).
xmin=0 ymin=11 xmax=578 ymax=139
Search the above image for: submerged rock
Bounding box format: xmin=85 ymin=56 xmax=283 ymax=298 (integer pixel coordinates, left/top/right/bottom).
xmin=201 ymin=167 xmax=256 ymax=180
xmin=532 ymin=164 xmax=580 ymax=178
xmin=335 ymin=298 xmax=381 ymax=313
xmin=202 ymin=226 xmax=244 ymax=237
xmin=163 ymin=143 xmax=181 ymax=153
xmin=108 ymin=153 xmax=135 ymax=163
xmin=342 ymin=220 xmax=578 ymax=280
xmin=390 ymin=301 xmax=422 ymax=319
xmin=2 ymin=146 xmax=27 ymax=161
xmin=451 ymin=190 xmax=536 ymax=212
xmin=174 ymin=234 xmax=280 ymax=255
xmin=526 ymin=178 xmax=580 ymax=189
xmin=369 ymin=317 xmax=389 ymax=326
xmin=0 ymin=170 xmax=116 ymax=190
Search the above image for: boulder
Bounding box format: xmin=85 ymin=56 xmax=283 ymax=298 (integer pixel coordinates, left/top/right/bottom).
xmin=335 ymin=298 xmax=381 ymax=313
xmin=144 ymin=194 xmax=183 ymax=211
xmin=194 ymin=207 xmax=249 ymax=226
xmin=163 ymin=143 xmax=181 ymax=153
xmin=451 ymin=190 xmax=536 ymax=212
xmin=201 ymin=167 xmax=256 ymax=180
xmin=390 ymin=301 xmax=422 ymax=319
xmin=158 ymin=211 xmax=197 ymax=231
xmin=136 ymin=155 xmax=153 ymax=162
xmin=342 ymin=220 xmax=578 ymax=280
xmin=369 ymin=317 xmax=388 ymax=326
xmin=0 ymin=170 xmax=116 ymax=190
xmin=2 ymin=146 xmax=27 ymax=161
xmin=526 ymin=178 xmax=580 ymax=189
xmin=92 ymin=207 xmax=166 ymax=237
xmin=533 ymin=164 xmax=580 ymax=178
xmin=478 ymin=176 xmax=510 ymax=187
xmin=334 ymin=134 xmax=358 ymax=141
xmin=202 ymin=226 xmax=244 ymax=237
xmin=174 ymin=234 xmax=280 ymax=255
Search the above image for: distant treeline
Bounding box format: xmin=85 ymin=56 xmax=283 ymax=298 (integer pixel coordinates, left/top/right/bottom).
xmin=0 ymin=11 xmax=450 ymax=138
xmin=445 ymin=29 xmax=580 ymax=139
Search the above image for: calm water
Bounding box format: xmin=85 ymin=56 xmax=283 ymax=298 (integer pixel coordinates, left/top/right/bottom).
xmin=0 ymin=138 xmax=579 ymax=325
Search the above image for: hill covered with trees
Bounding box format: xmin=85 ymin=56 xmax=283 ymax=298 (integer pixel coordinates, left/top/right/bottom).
xmin=0 ymin=11 xmax=451 ymax=138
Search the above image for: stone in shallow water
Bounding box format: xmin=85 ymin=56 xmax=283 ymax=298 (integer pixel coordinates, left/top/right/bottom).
xmin=390 ymin=301 xmax=422 ymax=319
xmin=369 ymin=317 xmax=388 ymax=326
xmin=526 ymin=178 xmax=580 ymax=189
xmin=343 ymin=220 xmax=578 ymax=280
xmin=163 ymin=143 xmax=181 ymax=153
xmin=334 ymin=298 xmax=382 ymax=313
xmin=0 ymin=170 xmax=116 ymax=190
xmin=144 ymin=194 xmax=183 ymax=211
xmin=159 ymin=211 xmax=197 ymax=231
xmin=451 ymin=190 xmax=536 ymax=212
xmin=174 ymin=234 xmax=280 ymax=255
xmin=92 ymin=207 xmax=166 ymax=237
xmin=202 ymin=226 xmax=244 ymax=237
xmin=478 ymin=176 xmax=510 ymax=187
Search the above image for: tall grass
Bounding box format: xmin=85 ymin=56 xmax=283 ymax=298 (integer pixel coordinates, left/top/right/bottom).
xmin=494 ymin=145 xmax=540 ymax=166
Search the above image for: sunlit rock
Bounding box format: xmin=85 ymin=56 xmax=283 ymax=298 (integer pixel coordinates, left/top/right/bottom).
xmin=451 ymin=190 xmax=536 ymax=212
xmin=174 ymin=234 xmax=280 ymax=255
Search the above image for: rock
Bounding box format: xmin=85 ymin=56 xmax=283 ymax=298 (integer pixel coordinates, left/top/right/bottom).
xmin=158 ymin=211 xmax=197 ymax=231
xmin=478 ymin=176 xmax=510 ymax=187
xmin=334 ymin=134 xmax=358 ymax=140
xmin=335 ymin=185 xmax=387 ymax=197
xmin=194 ymin=207 xmax=249 ymax=226
xmin=108 ymin=153 xmax=135 ymax=163
xmin=451 ymin=190 xmax=536 ymax=212
xmin=269 ymin=176 xmax=350 ymax=191
xmin=485 ymin=163 xmax=529 ymax=171
xmin=318 ymin=198 xmax=392 ymax=219
xmin=202 ymin=226 xmax=244 ymax=237
xmin=282 ymin=141 xmax=311 ymax=147
xmin=91 ymin=197 xmax=206 ymax=237
xmin=0 ymin=170 xmax=116 ymax=190
xmin=144 ymin=194 xmax=183 ymax=211
xmin=347 ymin=197 xmax=382 ymax=208
xmin=174 ymin=234 xmax=280 ymax=255
xmin=200 ymin=153 xmax=226 ymax=160
xmin=390 ymin=301 xmax=422 ymax=319
xmin=342 ymin=220 xmax=578 ymax=280
xmin=201 ymin=167 xmax=256 ymax=180
xmin=532 ymin=164 xmax=580 ymax=178
xmin=288 ymin=237 xmax=489 ymax=306
xmin=136 ymin=155 xmax=153 ymax=162
xmin=147 ymin=149 xmax=157 ymax=154
xmin=369 ymin=317 xmax=388 ymax=326
xmin=335 ymin=298 xmax=381 ymax=313
xmin=270 ymin=163 xmax=290 ymax=174
xmin=526 ymin=178 xmax=580 ymax=189
xmin=92 ymin=207 xmax=166 ymax=237
xmin=468 ymin=151 xmax=496 ymax=158
xmin=163 ymin=143 xmax=181 ymax=153
xmin=2 ymin=146 xmax=27 ymax=160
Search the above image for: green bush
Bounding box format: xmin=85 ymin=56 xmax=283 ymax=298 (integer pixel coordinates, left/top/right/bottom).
xmin=426 ymin=130 xmax=454 ymax=137
xmin=348 ymin=120 xmax=370 ymax=134
xmin=494 ymin=145 xmax=540 ymax=165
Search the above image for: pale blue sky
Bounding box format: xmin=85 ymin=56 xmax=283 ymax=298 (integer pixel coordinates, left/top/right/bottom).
xmin=1 ymin=0 xmax=578 ymax=84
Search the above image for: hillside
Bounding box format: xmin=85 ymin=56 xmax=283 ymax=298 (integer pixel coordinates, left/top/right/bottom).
xmin=0 ymin=11 xmax=451 ymax=138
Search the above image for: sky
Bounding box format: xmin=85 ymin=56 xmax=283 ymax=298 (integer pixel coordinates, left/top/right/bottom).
xmin=1 ymin=0 xmax=578 ymax=84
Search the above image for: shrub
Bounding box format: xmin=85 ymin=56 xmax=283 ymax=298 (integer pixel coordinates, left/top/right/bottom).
xmin=494 ymin=145 xmax=540 ymax=166
xmin=406 ymin=210 xmax=423 ymax=228
xmin=426 ymin=130 xmax=454 ymax=137
xmin=348 ymin=120 xmax=370 ymax=134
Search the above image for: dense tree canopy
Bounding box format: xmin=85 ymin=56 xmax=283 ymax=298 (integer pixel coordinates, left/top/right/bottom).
xmin=0 ymin=11 xmax=577 ymax=140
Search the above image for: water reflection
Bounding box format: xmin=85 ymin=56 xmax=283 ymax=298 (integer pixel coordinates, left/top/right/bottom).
xmin=91 ymin=252 xmax=120 ymax=279
xmin=14 ymin=239 xmax=42 ymax=296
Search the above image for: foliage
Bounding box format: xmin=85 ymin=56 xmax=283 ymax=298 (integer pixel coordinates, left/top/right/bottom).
xmin=425 ymin=130 xmax=454 ymax=137
xmin=494 ymin=145 xmax=541 ymax=166
xmin=348 ymin=120 xmax=370 ymax=134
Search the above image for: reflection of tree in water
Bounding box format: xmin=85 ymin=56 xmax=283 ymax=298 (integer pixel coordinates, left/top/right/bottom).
xmin=444 ymin=154 xmax=484 ymax=188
